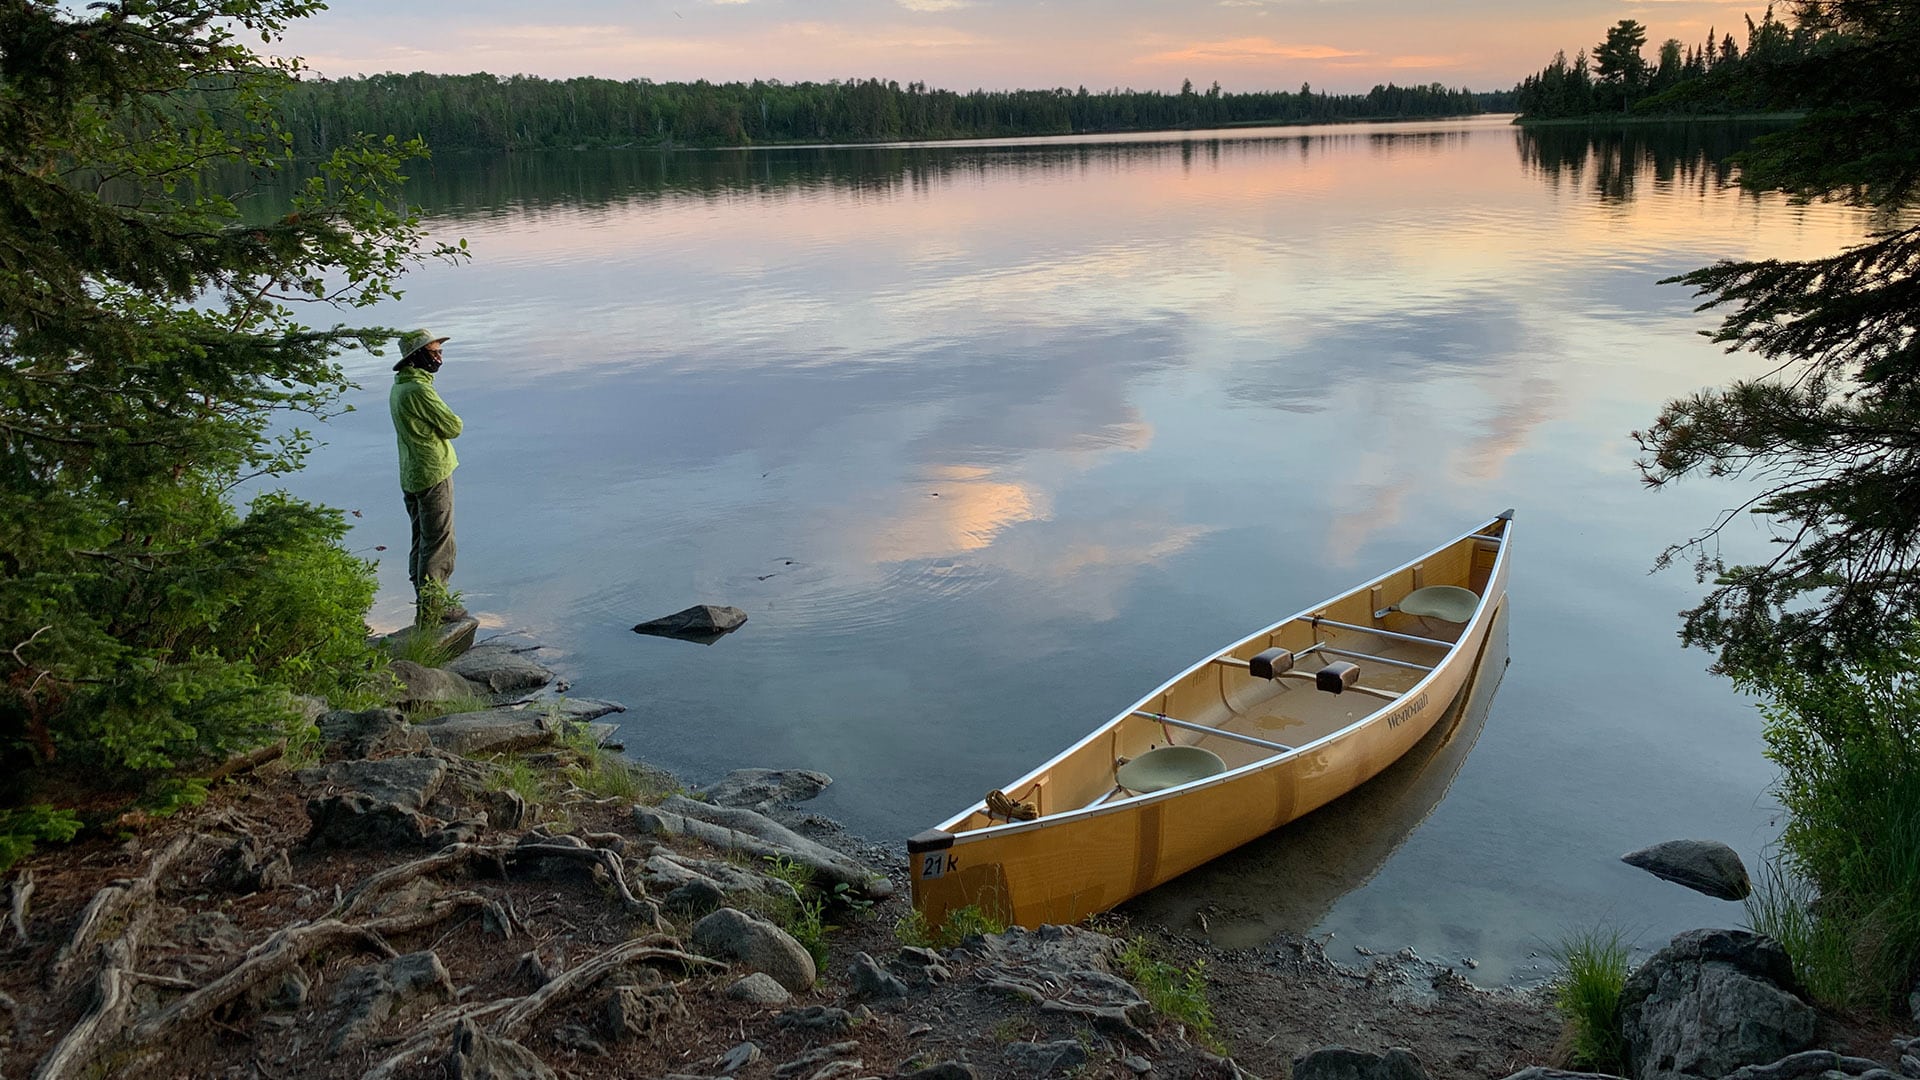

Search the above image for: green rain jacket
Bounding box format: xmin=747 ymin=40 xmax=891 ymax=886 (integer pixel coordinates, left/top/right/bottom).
xmin=390 ymin=367 xmax=462 ymax=493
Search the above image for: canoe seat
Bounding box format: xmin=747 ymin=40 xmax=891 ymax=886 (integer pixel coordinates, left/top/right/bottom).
xmin=1396 ymin=585 xmax=1479 ymax=623
xmin=1115 ymin=745 xmax=1228 ymax=794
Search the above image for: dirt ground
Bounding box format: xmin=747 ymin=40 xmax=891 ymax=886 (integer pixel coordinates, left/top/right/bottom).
xmin=0 ymin=752 xmax=1584 ymax=1080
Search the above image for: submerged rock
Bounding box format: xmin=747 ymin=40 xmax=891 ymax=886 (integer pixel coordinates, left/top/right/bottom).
xmin=632 ymin=604 xmax=748 ymax=640
xmin=1622 ymin=839 xmax=1752 ymax=901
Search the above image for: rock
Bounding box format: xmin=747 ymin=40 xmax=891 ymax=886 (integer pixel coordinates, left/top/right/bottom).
xmin=725 ymin=972 xmax=791 ymax=1006
xmin=691 ymin=908 xmax=816 ymax=992
xmin=317 ymin=707 xmax=430 ymax=758
xmin=299 ymin=756 xmax=448 ymax=811
xmin=713 ymin=1041 xmax=762 ymax=1075
xmin=901 ymin=1065 xmax=977 ymax=1080
xmin=376 ymin=616 xmax=479 ymax=662
xmin=328 ymin=951 xmax=454 ymax=1054
xmin=663 ymin=879 xmax=727 ymax=916
xmin=416 ymin=709 xmax=557 ymax=755
xmin=597 ymin=983 xmax=688 ymax=1043
xmin=633 ymin=604 xmax=749 ymax=639
xmin=508 ymin=696 xmax=626 ymax=722
xmin=445 ymin=1017 xmax=556 ymax=1080
xmin=693 ymin=768 xmax=833 ymax=813
xmin=300 ymin=756 xmax=450 ymax=849
xmin=245 ymin=966 xmax=310 ymax=1014
xmin=633 ymin=796 xmax=892 ymax=898
xmin=211 ymin=834 xmax=292 ymax=893
xmin=550 ymin=1024 xmax=607 ymax=1056
xmin=1005 ymin=1039 xmax=1089 ymax=1074
xmin=388 ymin=660 xmax=488 ymax=709
xmin=892 ymin=946 xmax=952 ymax=985
xmin=1496 ymin=1071 xmax=1628 ymax=1080
xmin=848 ymin=951 xmax=909 ymax=999
xmin=774 ymin=1005 xmax=852 ymax=1033
xmin=770 ymin=1042 xmax=859 ymax=1077
xmin=444 ymin=644 xmax=555 ymax=694
xmin=1291 ymin=1046 xmax=1429 ymax=1080
xmin=1620 ymin=929 xmax=1815 ymax=1080
xmin=1622 ymin=840 xmax=1753 ymax=901
xmin=304 ymin=792 xmax=434 ymax=849
xmin=1123 ymin=1056 xmax=1154 ymax=1075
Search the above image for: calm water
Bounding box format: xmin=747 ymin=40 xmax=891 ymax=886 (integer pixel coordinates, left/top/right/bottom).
xmin=272 ymin=116 xmax=1875 ymax=984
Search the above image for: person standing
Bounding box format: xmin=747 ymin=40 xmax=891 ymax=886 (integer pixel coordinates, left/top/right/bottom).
xmin=390 ymin=328 xmax=466 ymax=623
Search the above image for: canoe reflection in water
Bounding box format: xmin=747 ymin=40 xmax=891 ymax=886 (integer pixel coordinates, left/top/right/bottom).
xmin=1119 ymin=601 xmax=1511 ymax=946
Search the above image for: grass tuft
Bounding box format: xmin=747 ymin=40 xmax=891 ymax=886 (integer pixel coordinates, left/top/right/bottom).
xmin=1545 ymin=925 xmax=1632 ymax=1073
xmin=1115 ymin=936 xmax=1217 ymax=1046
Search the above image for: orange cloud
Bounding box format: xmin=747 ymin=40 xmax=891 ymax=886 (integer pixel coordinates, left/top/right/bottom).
xmin=1139 ymin=38 xmax=1365 ymax=65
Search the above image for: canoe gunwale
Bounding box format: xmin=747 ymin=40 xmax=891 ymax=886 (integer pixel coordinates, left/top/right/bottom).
xmin=931 ymin=513 xmax=1513 ymax=842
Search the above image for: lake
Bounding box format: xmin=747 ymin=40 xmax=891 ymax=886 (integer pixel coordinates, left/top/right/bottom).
xmin=271 ymin=115 xmax=1876 ymax=984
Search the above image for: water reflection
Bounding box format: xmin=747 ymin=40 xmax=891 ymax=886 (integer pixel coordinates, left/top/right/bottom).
xmin=1515 ymin=122 xmax=1789 ymax=204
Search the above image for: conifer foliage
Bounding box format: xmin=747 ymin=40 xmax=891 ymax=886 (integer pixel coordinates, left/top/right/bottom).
xmin=0 ymin=1 xmax=457 ymax=794
xmin=1634 ymin=0 xmax=1920 ymax=673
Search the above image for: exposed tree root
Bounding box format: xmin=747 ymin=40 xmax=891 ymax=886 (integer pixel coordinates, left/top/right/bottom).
xmin=48 ymin=835 xmax=193 ymax=991
xmin=8 ymin=869 xmax=32 ymax=944
xmin=32 ymin=937 xmax=138 ymax=1080
xmin=509 ymin=843 xmax=652 ymax=915
xmin=492 ymin=935 xmax=723 ymax=1039
xmin=126 ymin=919 xmax=395 ymax=1044
xmin=328 ymin=840 xmax=654 ymax=923
xmin=360 ymin=999 xmax=521 ymax=1080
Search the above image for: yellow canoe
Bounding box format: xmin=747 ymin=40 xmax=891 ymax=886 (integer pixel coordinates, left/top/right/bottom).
xmin=909 ymin=511 xmax=1514 ymax=930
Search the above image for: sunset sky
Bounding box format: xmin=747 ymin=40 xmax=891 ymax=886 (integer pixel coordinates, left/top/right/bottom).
xmin=278 ymin=0 xmax=1774 ymax=95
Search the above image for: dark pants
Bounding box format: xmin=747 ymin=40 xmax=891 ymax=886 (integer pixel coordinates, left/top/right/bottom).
xmin=403 ymin=477 xmax=456 ymax=593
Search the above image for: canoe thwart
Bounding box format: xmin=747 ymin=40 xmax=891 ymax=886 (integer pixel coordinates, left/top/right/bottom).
xmin=1115 ymin=745 xmax=1228 ymax=794
xmin=1375 ymin=584 xmax=1480 ymax=623
xmin=1130 ymin=711 xmax=1297 ymax=753
xmin=1312 ymin=616 xmax=1456 ymax=648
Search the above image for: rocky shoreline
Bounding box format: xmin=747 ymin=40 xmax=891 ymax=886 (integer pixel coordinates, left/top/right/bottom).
xmin=0 ymin=620 xmax=1908 ymax=1080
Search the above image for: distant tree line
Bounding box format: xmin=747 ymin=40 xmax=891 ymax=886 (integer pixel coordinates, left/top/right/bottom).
xmin=230 ymin=73 xmax=1514 ymax=154
xmin=1517 ymin=8 xmax=1842 ymax=120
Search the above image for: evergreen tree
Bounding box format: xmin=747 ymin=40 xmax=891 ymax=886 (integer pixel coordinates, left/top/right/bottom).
xmin=0 ymin=0 xmax=458 ymax=793
xmin=1636 ymin=0 xmax=1920 ymax=673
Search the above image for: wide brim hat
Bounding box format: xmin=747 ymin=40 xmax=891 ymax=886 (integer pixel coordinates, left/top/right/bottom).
xmin=395 ymin=328 xmax=451 ymax=369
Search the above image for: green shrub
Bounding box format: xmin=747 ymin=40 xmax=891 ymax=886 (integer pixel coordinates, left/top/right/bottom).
xmin=1736 ymin=641 xmax=1920 ymax=1012
xmin=1546 ymin=926 xmax=1631 ymax=1073
xmin=0 ymin=805 xmax=83 ymax=872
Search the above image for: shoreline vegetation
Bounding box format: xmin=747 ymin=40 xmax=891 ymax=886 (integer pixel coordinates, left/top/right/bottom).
xmin=232 ymin=72 xmax=1517 ymax=155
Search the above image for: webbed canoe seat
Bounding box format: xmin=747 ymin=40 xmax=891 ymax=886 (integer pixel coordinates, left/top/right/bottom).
xmin=1386 ymin=585 xmax=1479 ymax=623
xmin=1115 ymin=745 xmax=1228 ymax=794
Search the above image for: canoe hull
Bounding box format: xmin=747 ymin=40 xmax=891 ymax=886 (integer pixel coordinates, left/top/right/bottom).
xmin=910 ymin=514 xmax=1512 ymax=930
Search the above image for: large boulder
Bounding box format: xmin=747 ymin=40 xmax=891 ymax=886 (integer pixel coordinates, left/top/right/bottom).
xmin=690 ymin=908 xmax=816 ymax=992
xmin=388 ymin=660 xmax=488 ymax=709
xmin=317 ymin=708 xmax=430 ymax=759
xmin=299 ymin=756 xmax=450 ymax=849
xmin=1292 ymin=1047 xmax=1429 ymax=1080
xmin=693 ymin=768 xmax=832 ymax=813
xmin=416 ymin=708 xmax=557 ymax=755
xmin=1620 ymin=929 xmax=1815 ymax=1080
xmin=1622 ymin=840 xmax=1752 ymax=901
xmin=444 ymin=643 xmax=554 ymax=694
